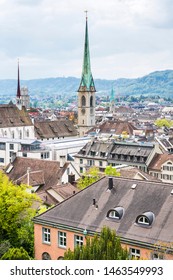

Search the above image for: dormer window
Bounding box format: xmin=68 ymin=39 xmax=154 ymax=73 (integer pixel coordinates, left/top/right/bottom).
xmin=136 ymin=211 xmax=155 ymax=227
xmin=107 ymin=207 xmax=124 ymax=221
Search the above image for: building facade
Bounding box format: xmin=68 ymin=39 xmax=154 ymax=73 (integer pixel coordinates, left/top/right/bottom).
xmin=33 ymin=176 xmax=173 ymax=260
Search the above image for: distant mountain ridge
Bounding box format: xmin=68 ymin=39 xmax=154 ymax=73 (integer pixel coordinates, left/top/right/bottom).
xmin=0 ymin=70 xmax=173 ymax=98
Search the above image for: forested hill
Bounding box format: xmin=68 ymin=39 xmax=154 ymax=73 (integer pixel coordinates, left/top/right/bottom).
xmin=0 ymin=70 xmax=173 ymax=98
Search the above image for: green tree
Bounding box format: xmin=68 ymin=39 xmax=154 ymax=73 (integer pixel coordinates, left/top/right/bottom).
xmin=154 ymin=118 xmax=173 ymax=128
xmin=104 ymin=165 xmax=120 ymax=176
xmin=64 ymin=226 xmax=130 ymax=260
xmin=1 ymin=247 xmax=31 ymax=260
xmin=0 ymin=171 xmax=40 ymax=257
xmin=0 ymin=240 xmax=11 ymax=258
xmin=77 ymin=166 xmax=101 ymax=190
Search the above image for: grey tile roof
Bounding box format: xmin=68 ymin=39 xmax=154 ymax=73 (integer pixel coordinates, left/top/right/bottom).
xmin=34 ymin=120 xmax=78 ymax=139
xmin=34 ymin=176 xmax=173 ymax=246
xmin=0 ymin=104 xmax=33 ymax=127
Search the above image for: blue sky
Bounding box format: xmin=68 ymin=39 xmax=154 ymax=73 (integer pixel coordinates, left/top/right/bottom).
xmin=0 ymin=0 xmax=173 ymax=80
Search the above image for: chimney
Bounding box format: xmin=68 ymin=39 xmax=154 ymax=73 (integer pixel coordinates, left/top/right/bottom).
xmin=108 ymin=177 xmax=113 ymax=190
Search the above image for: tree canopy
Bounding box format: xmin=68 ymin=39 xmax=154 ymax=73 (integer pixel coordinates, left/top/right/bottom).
xmin=77 ymin=165 xmax=120 ymax=190
xmin=1 ymin=247 xmax=31 ymax=260
xmin=64 ymin=226 xmax=130 ymax=260
xmin=0 ymin=171 xmax=40 ymax=257
xmin=155 ymin=118 xmax=173 ymax=128
xmin=104 ymin=165 xmax=120 ymax=176
xmin=77 ymin=166 xmax=101 ymax=190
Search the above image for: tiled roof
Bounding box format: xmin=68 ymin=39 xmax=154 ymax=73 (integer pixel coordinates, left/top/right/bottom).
xmin=0 ymin=104 xmax=33 ymax=127
xmin=5 ymin=157 xmax=61 ymax=189
xmin=34 ymin=119 xmax=78 ymax=139
xmin=34 ymin=176 xmax=173 ymax=245
xmin=37 ymin=183 xmax=79 ymax=205
xmin=87 ymin=120 xmax=136 ymax=135
xmin=148 ymin=153 xmax=173 ymax=170
xmin=120 ymin=167 xmax=160 ymax=181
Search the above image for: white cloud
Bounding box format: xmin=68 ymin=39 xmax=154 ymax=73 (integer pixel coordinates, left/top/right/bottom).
xmin=0 ymin=0 xmax=173 ymax=79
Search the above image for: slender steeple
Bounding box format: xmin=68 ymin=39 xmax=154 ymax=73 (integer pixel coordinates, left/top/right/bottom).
xmin=110 ymin=86 xmax=115 ymax=102
xmin=17 ymin=60 xmax=21 ymax=99
xmin=78 ymin=12 xmax=96 ymax=92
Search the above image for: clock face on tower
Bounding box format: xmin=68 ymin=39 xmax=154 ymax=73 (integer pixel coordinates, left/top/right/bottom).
xmin=81 ymin=108 xmax=85 ymax=114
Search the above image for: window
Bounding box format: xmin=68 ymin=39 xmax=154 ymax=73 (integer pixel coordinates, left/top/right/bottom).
xmin=138 ymin=216 xmax=149 ymax=225
xmin=19 ymin=131 xmax=22 ymax=139
xmin=12 ymin=131 xmax=14 ymax=139
xmin=0 ymin=158 xmax=4 ymax=163
xmin=74 ymin=235 xmax=83 ymax=247
xmin=99 ymin=161 xmax=103 ymax=167
xmin=10 ymin=152 xmax=14 ymax=157
xmin=41 ymin=152 xmax=50 ymax=159
xmin=10 ymin=144 xmax=14 ymax=150
xmin=80 ymin=167 xmax=83 ymax=173
xmin=58 ymin=231 xmax=67 ymax=248
xmin=90 ymin=96 xmax=93 ymax=107
xmin=136 ymin=212 xmax=155 ymax=227
xmin=107 ymin=207 xmax=124 ymax=221
xmin=130 ymin=248 xmax=140 ymax=259
xmin=26 ymin=129 xmax=29 ymax=137
xmin=42 ymin=228 xmax=51 ymax=244
xmin=0 ymin=143 xmax=5 ymax=150
xmin=109 ymin=210 xmax=120 ymax=219
xmin=152 ymin=252 xmax=163 ymax=260
xmin=87 ymin=159 xmax=94 ymax=166
xmin=80 ymin=159 xmax=83 ymax=164
xmin=42 ymin=252 xmax=51 ymax=260
xmin=22 ymin=153 xmax=27 ymax=157
xmin=81 ymin=95 xmax=86 ymax=107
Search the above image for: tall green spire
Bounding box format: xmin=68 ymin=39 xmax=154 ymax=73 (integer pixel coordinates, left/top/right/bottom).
xmin=78 ymin=14 xmax=96 ymax=92
xmin=110 ymin=86 xmax=115 ymax=102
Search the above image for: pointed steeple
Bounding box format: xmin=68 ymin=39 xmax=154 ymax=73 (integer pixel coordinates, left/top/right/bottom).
xmin=110 ymin=86 xmax=115 ymax=102
xmin=78 ymin=13 xmax=96 ymax=92
xmin=17 ymin=60 xmax=21 ymax=99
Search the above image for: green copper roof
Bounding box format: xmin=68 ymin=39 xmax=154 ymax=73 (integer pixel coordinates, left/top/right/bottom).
xmin=78 ymin=17 xmax=96 ymax=92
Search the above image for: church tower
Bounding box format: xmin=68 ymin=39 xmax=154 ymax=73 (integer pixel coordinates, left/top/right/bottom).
xmin=16 ymin=61 xmax=30 ymax=110
xmin=110 ymin=86 xmax=115 ymax=113
xmin=78 ymin=13 xmax=96 ymax=137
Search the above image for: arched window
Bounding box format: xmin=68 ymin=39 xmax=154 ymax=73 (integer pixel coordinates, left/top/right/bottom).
xmin=90 ymin=96 xmax=93 ymax=107
xmin=136 ymin=211 xmax=155 ymax=227
xmin=42 ymin=252 xmax=51 ymax=260
xmin=107 ymin=207 xmax=124 ymax=221
xmin=81 ymin=95 xmax=86 ymax=107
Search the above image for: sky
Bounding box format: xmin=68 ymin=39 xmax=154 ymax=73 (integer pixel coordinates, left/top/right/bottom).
xmin=0 ymin=0 xmax=173 ymax=80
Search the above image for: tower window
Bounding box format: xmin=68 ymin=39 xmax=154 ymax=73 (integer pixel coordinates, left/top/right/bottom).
xmin=81 ymin=95 xmax=86 ymax=107
xmin=90 ymin=96 xmax=93 ymax=107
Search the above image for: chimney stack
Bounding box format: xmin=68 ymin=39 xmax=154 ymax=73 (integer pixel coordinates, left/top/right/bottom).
xmin=108 ymin=177 xmax=113 ymax=190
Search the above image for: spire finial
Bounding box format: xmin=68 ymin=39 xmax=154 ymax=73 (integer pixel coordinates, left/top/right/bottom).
xmin=84 ymin=10 xmax=88 ymax=20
